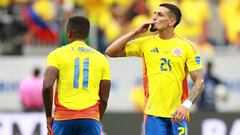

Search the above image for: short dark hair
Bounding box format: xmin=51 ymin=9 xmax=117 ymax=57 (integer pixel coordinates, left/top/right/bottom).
xmin=67 ymin=16 xmax=90 ymax=39
xmin=159 ymin=3 xmax=181 ymax=27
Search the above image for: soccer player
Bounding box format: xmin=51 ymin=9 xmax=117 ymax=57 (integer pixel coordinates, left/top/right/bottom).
xmin=42 ymin=16 xmax=111 ymax=135
xmin=105 ymin=3 xmax=204 ymax=135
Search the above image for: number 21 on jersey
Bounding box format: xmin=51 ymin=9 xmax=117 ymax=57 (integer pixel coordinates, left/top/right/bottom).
xmin=178 ymin=127 xmax=187 ymax=135
xmin=73 ymin=57 xmax=89 ymax=89
xmin=160 ymin=58 xmax=172 ymax=71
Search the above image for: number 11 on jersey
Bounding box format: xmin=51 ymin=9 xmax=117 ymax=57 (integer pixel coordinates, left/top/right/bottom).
xmin=73 ymin=57 xmax=89 ymax=89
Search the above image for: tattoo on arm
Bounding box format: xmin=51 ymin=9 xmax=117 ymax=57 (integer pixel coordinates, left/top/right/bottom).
xmin=189 ymin=69 xmax=205 ymax=104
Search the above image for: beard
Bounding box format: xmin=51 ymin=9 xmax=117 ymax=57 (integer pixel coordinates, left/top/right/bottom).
xmin=149 ymin=24 xmax=157 ymax=32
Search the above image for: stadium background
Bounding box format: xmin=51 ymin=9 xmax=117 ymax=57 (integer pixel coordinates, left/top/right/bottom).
xmin=0 ymin=0 xmax=240 ymax=135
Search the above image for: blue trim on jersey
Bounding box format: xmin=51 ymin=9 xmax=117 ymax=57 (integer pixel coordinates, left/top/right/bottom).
xmin=73 ymin=57 xmax=80 ymax=88
xmin=82 ymin=58 xmax=89 ymax=89
xmin=53 ymin=119 xmax=100 ymax=135
xmin=145 ymin=115 xmax=188 ymax=135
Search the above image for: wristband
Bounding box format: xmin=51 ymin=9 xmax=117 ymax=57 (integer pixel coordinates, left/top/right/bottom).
xmin=182 ymin=99 xmax=192 ymax=109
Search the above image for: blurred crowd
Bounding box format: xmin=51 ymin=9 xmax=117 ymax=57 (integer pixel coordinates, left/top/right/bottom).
xmin=0 ymin=0 xmax=240 ymax=55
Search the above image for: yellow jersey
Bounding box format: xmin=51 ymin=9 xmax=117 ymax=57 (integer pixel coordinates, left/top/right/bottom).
xmin=46 ymin=41 xmax=111 ymax=120
xmin=126 ymin=35 xmax=202 ymax=117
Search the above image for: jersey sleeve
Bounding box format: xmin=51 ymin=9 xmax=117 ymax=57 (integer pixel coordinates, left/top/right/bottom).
xmin=125 ymin=39 xmax=143 ymax=57
xmin=101 ymin=57 xmax=111 ymax=80
xmin=46 ymin=49 xmax=59 ymax=69
xmin=186 ymin=43 xmax=203 ymax=72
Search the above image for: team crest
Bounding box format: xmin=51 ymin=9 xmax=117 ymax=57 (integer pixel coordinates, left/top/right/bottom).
xmin=172 ymin=48 xmax=182 ymax=56
xmin=195 ymin=56 xmax=201 ymax=64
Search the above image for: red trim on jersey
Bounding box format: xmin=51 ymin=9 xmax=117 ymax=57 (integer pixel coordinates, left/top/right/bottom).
xmin=54 ymin=90 xmax=100 ymax=121
xmin=190 ymin=43 xmax=198 ymax=55
xmin=143 ymin=58 xmax=149 ymax=124
xmin=182 ymin=65 xmax=190 ymax=122
xmin=181 ymin=65 xmax=189 ymax=103
xmin=143 ymin=113 xmax=147 ymax=125
xmin=181 ymin=78 xmax=189 ymax=103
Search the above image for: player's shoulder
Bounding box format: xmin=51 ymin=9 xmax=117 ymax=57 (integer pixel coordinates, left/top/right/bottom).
xmin=95 ymin=51 xmax=108 ymax=61
xmin=47 ymin=47 xmax=62 ymax=56
xmin=175 ymin=35 xmax=200 ymax=55
xmin=175 ymin=35 xmax=197 ymax=48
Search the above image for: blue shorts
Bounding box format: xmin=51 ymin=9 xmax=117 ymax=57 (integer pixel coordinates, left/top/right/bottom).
xmin=145 ymin=115 xmax=188 ymax=135
xmin=53 ymin=118 xmax=100 ymax=135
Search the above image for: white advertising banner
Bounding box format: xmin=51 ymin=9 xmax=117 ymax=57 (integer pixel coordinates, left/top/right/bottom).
xmin=0 ymin=55 xmax=240 ymax=112
xmin=0 ymin=113 xmax=47 ymax=135
xmin=0 ymin=112 xmax=239 ymax=135
xmin=0 ymin=56 xmax=142 ymax=112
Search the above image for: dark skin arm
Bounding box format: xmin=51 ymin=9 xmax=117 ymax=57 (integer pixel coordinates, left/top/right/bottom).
xmin=42 ymin=66 xmax=58 ymax=135
xmin=99 ymin=80 xmax=111 ymax=121
xmin=172 ymin=69 xmax=205 ymax=123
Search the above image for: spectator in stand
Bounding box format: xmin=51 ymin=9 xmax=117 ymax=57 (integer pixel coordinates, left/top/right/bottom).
xmin=19 ymin=67 xmax=43 ymax=112
xmin=128 ymin=2 xmax=154 ymax=38
xmin=175 ymin=0 xmax=211 ymax=43
xmin=79 ymin=0 xmax=117 ymax=53
xmin=218 ymin=0 xmax=240 ymax=46
xmin=197 ymin=61 xmax=226 ymax=112
xmin=22 ymin=0 xmax=59 ymax=45
xmin=0 ymin=0 xmax=10 ymax=8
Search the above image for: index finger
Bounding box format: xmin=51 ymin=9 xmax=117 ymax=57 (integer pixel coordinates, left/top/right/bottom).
xmin=144 ymin=20 xmax=155 ymax=25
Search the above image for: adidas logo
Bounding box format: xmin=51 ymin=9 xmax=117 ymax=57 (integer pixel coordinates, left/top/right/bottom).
xmin=150 ymin=48 xmax=159 ymax=53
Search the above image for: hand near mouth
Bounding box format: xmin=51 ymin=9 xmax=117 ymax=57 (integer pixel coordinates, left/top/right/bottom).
xmin=133 ymin=20 xmax=155 ymax=34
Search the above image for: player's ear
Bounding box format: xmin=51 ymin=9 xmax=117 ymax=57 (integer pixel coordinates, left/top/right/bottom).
xmin=169 ymin=18 xmax=176 ymax=27
xmin=66 ymin=29 xmax=72 ymax=39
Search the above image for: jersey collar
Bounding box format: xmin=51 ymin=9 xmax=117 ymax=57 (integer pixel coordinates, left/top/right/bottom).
xmin=70 ymin=40 xmax=88 ymax=47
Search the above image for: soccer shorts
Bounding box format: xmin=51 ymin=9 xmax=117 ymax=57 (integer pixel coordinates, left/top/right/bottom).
xmin=145 ymin=115 xmax=188 ymax=135
xmin=53 ymin=118 xmax=101 ymax=135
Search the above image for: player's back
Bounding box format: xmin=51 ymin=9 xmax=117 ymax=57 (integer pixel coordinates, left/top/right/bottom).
xmin=47 ymin=40 xmax=109 ymax=111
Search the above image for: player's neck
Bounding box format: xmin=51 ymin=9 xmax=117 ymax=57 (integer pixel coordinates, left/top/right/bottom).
xmin=68 ymin=39 xmax=85 ymax=43
xmin=158 ymin=29 xmax=175 ymax=40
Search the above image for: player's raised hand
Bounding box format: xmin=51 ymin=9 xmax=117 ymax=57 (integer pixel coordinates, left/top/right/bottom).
xmin=133 ymin=20 xmax=155 ymax=35
xmin=171 ymin=105 xmax=188 ymax=123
